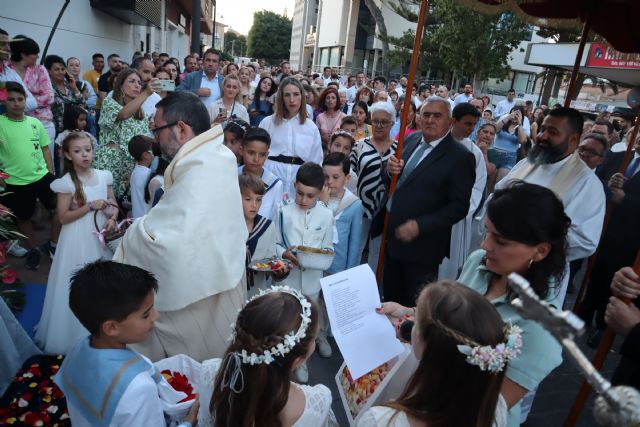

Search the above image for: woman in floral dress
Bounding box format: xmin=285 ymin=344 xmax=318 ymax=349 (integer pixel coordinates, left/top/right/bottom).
xmin=44 ymin=55 xmax=84 ymax=136
xmin=94 ymin=69 xmax=154 ymax=200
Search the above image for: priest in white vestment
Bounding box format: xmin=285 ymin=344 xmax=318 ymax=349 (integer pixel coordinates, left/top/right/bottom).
xmin=114 ymin=92 xmax=248 ymax=362
xmin=494 ymin=107 xmax=605 ymax=307
xmin=439 ymin=104 xmax=487 ymax=279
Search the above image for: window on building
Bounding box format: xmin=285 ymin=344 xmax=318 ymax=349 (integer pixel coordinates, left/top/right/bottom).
xmin=330 ymin=47 xmax=342 ymax=67
xmin=320 ymin=48 xmax=330 ymax=67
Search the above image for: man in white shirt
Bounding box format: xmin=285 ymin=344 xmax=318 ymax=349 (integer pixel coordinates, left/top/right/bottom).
xmin=346 ymin=75 xmax=358 ymax=103
xmin=495 ymin=107 xmax=606 ymax=307
xmin=453 ymin=83 xmax=474 ymax=106
xmin=494 ymin=88 xmax=517 ymax=118
xmin=399 ymin=76 xmax=408 ymax=96
xmin=321 ymin=66 xmax=333 ymax=87
xmin=373 ymin=76 xmax=387 ymax=93
xmin=436 ymin=85 xmax=455 ymax=110
xmin=439 ymin=102 xmax=487 ymax=279
xmin=176 ymin=48 xmax=223 ymax=109
xmin=355 ymin=71 xmax=367 ymax=90
xmin=388 ymin=79 xmax=400 ymax=97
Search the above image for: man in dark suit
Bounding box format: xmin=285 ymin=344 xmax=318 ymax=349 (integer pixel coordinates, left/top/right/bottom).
xmin=176 ymin=48 xmax=224 ymax=109
xmin=579 ymin=133 xmax=640 ymax=338
xmin=605 ymin=266 xmax=640 ymax=389
xmin=382 ymin=96 xmax=476 ymax=305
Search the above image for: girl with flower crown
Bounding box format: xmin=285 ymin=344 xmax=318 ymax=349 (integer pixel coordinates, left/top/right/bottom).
xmin=199 ymin=286 xmax=339 ymax=427
xmin=378 ymin=182 xmax=568 ymax=427
xmin=361 ymin=280 xmax=514 ymax=427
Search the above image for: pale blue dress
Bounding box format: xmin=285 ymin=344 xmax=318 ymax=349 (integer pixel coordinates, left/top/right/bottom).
xmin=458 ymin=249 xmax=563 ymax=427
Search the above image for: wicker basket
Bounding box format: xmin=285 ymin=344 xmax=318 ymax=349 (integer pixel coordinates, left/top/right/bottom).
xmin=93 ymin=203 xmax=130 ymax=252
xmin=296 ymin=246 xmax=335 ymax=270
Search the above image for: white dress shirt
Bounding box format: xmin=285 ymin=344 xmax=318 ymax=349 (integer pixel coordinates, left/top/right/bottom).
xmin=200 ymin=73 xmax=222 ymax=108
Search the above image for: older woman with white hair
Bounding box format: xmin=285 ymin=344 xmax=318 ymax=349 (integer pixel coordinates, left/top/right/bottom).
xmin=351 ymin=101 xmax=397 ymax=272
xmin=338 ymin=87 xmax=350 ymax=114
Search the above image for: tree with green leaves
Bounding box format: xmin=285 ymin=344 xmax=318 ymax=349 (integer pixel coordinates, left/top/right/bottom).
xmin=246 ymin=10 xmax=292 ymax=62
xmin=224 ymin=32 xmax=247 ymax=57
xmin=385 ymin=0 xmax=530 ymax=88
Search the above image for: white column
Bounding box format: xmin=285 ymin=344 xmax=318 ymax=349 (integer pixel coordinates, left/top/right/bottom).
xmin=312 ymin=0 xmax=323 ymax=73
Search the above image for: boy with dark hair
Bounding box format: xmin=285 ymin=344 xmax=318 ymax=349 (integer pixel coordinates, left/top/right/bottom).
xmin=328 ymin=129 xmax=358 ymax=194
xmin=128 ymin=135 xmax=155 ymax=218
xmin=322 ymin=152 xmax=363 ymax=278
xmin=373 ymin=75 xmax=387 ymax=92
xmin=276 ymin=162 xmax=334 ymax=379
xmin=339 ymin=115 xmax=357 ymax=137
xmin=238 ymin=127 xmax=284 ymax=220
xmin=239 ymin=174 xmax=287 ymax=293
xmin=0 ymin=81 xmax=56 ymax=270
xmin=56 ymin=260 xmax=198 ymax=427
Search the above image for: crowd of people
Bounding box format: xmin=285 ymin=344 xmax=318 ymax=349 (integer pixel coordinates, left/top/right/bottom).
xmin=1 ymin=26 xmax=640 ymax=427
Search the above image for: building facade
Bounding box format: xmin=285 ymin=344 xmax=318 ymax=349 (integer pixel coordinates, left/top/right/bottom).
xmin=289 ymin=0 xmax=318 ymax=71
xmin=289 ymin=0 xmax=415 ymax=76
xmin=0 ymin=0 xmax=214 ymax=72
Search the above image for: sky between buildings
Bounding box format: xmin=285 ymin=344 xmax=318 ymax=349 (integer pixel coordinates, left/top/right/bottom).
xmin=218 ymin=0 xmax=296 ymax=36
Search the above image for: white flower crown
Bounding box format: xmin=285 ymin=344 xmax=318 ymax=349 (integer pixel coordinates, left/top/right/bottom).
xmin=228 ymin=286 xmax=312 ymax=365
xmin=457 ymin=324 xmax=523 ymax=373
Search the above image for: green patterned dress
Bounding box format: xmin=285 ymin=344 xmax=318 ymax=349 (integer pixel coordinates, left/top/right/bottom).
xmin=95 ymin=96 xmax=149 ymax=199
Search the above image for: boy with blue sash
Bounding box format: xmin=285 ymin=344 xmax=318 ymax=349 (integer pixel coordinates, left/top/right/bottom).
xmin=54 ymin=261 xmax=199 ymax=427
xmin=321 ymin=152 xmax=363 ymax=275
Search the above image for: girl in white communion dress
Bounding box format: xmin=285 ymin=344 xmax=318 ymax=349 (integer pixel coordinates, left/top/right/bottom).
xmin=357 ymin=280 xmax=515 ymax=427
xmin=199 ymin=286 xmax=338 ymax=427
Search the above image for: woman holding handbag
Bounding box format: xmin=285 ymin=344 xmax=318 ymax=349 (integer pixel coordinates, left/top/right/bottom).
xmin=94 ymin=69 xmax=157 ymax=201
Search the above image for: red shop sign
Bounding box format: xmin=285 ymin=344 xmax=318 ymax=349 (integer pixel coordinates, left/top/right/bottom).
xmin=587 ymin=43 xmax=640 ymax=69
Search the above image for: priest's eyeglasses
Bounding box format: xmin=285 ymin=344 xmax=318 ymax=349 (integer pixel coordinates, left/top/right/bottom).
xmin=152 ymin=121 xmax=191 ymax=139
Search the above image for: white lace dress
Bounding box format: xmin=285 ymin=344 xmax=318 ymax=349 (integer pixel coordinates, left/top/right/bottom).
xmin=34 ymin=169 xmax=114 ymax=354
xmin=357 ymin=395 xmax=508 ymax=427
xmin=198 ymin=358 xmax=339 ymax=427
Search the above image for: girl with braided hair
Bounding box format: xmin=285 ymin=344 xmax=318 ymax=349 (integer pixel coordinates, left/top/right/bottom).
xmin=201 ymin=286 xmax=339 ymax=427
xmin=362 ymin=280 xmax=514 ymax=427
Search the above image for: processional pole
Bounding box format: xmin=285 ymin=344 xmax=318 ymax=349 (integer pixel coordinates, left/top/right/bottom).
xmin=376 ymin=0 xmax=430 ymax=283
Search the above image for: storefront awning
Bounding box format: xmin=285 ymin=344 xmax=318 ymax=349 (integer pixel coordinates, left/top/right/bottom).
xmin=525 ymin=42 xmax=640 ymax=87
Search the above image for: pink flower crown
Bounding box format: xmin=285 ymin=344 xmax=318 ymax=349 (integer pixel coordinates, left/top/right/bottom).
xmin=457 ymin=324 xmax=523 ymax=373
xmin=434 ymin=319 xmax=523 ymax=373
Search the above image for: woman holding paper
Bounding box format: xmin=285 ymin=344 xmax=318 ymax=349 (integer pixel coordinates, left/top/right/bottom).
xmin=358 ymin=280 xmax=513 ymax=427
xmin=375 ymin=183 xmax=568 ymax=427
